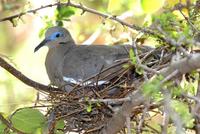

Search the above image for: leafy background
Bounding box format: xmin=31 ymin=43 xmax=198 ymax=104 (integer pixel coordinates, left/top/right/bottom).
xmin=0 ymin=0 xmax=196 ymax=133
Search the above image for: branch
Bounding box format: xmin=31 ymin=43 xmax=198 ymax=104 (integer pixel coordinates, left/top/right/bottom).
xmin=0 ymin=3 xmax=58 ymax=22
xmin=0 ymin=57 xmax=61 ymax=93
xmin=163 ymin=90 xmax=184 ymax=133
xmin=160 ymin=53 xmax=200 ymax=77
xmin=100 ymin=90 xmax=145 ymax=134
xmin=0 ymin=1 xmax=165 ymax=42
xmin=101 ymin=52 xmax=200 ymax=134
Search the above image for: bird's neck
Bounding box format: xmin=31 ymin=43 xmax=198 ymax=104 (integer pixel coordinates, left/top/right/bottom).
xmin=50 ymin=41 xmax=75 ymax=55
xmin=45 ymin=42 xmax=75 ymax=74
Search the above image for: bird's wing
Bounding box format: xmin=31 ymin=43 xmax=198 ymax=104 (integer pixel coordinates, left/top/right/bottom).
xmin=61 ymin=45 xmax=130 ymax=84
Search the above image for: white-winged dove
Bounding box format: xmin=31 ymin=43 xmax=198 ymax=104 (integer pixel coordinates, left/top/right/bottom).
xmin=34 ymin=26 xmax=139 ymax=92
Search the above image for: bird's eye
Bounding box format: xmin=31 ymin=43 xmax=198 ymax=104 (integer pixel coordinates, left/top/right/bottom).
xmin=55 ymin=33 xmax=61 ymax=38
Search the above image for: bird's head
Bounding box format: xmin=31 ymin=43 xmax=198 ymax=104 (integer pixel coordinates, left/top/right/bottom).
xmin=34 ymin=26 xmax=74 ymax=52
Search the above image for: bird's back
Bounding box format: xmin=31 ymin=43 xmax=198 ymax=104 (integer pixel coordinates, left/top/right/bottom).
xmin=61 ymin=45 xmax=131 ymax=81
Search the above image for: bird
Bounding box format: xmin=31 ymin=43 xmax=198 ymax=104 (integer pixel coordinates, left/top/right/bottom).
xmin=34 ymin=26 xmax=148 ymax=92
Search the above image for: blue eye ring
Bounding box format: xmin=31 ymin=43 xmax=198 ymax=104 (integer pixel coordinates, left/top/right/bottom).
xmin=49 ymin=32 xmax=63 ymax=41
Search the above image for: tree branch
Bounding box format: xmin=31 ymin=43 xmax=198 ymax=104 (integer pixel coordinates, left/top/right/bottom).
xmin=100 ymin=90 xmax=145 ymax=134
xmin=160 ymin=53 xmax=200 ymax=77
xmin=0 ymin=0 xmax=165 ymax=42
xmin=0 ymin=57 xmax=61 ymax=93
xmin=101 ymin=52 xmax=200 ymax=134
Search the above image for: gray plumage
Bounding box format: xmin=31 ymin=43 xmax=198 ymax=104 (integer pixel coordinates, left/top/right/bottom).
xmin=35 ymin=26 xmax=138 ymax=91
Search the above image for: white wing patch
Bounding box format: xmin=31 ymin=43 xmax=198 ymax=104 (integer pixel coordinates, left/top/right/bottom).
xmin=63 ymin=77 xmax=107 ymax=86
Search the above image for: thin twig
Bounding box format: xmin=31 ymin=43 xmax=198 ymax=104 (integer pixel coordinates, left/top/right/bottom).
xmin=126 ymin=116 xmax=131 ymax=134
xmin=132 ymin=39 xmax=148 ymax=80
xmin=79 ymin=97 xmax=131 ymax=105
xmin=162 ymin=94 xmax=170 ymax=134
xmin=160 ymin=69 xmax=179 ymax=84
xmin=156 ymin=25 xmax=191 ymax=57
xmin=163 ymin=89 xmax=184 ymax=133
xmin=178 ymin=8 xmax=198 ymax=33
xmin=137 ymin=101 xmax=149 ymax=133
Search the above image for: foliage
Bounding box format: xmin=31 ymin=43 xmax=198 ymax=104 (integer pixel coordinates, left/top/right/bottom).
xmin=171 ymin=100 xmax=194 ymax=128
xmin=141 ymin=0 xmax=165 ymax=13
xmin=39 ymin=6 xmax=76 ymax=38
xmin=129 ymin=48 xmax=136 ymax=65
xmin=142 ymin=75 xmax=164 ymax=99
xmin=1 ymin=0 xmax=200 ymax=133
xmin=10 ymin=108 xmax=46 ymax=133
xmin=56 ymin=6 xmax=76 ymax=26
xmin=152 ymin=12 xmax=192 ymax=41
xmin=55 ymin=119 xmax=65 ymax=134
xmin=0 ymin=121 xmax=6 ymax=133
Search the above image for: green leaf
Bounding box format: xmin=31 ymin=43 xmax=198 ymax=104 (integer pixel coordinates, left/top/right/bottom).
xmin=135 ymin=67 xmax=144 ymax=75
xmin=39 ymin=16 xmax=54 ymax=38
xmin=11 ymin=108 xmax=46 ymax=133
xmin=122 ymin=64 xmax=130 ymax=69
xmin=0 ymin=121 xmax=6 ymax=134
xmin=171 ymin=100 xmax=194 ymax=128
xmin=56 ymin=6 xmax=75 ymax=20
xmin=39 ymin=27 xmax=48 ymax=38
xmin=55 ymin=119 xmax=65 ymax=130
xmin=54 ymin=119 xmax=65 ymax=134
xmin=96 ymin=102 xmax=101 ymax=107
xmin=87 ymin=103 xmax=92 ymax=113
xmin=142 ymin=75 xmax=164 ymax=97
xmin=171 ymin=86 xmax=182 ymax=97
xmin=129 ymin=49 xmax=136 ymax=65
xmin=141 ymin=0 xmax=165 ymax=13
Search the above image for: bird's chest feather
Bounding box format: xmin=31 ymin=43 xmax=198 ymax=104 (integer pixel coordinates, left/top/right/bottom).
xmin=45 ymin=49 xmax=64 ymax=83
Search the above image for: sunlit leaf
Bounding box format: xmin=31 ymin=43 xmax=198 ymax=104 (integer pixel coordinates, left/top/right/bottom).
xmin=129 ymin=49 xmax=136 ymax=65
xmin=11 ymin=108 xmax=46 ymax=133
xmin=87 ymin=103 xmax=92 ymax=113
xmin=141 ymin=0 xmax=165 ymax=13
xmin=166 ymin=0 xmax=196 ymax=7
xmin=182 ymin=79 xmax=197 ymax=95
xmin=56 ymin=6 xmax=75 ymax=20
xmin=166 ymin=0 xmax=180 ymax=7
xmin=107 ymin=0 xmax=121 ymax=13
xmin=172 ymin=8 xmax=189 ymax=20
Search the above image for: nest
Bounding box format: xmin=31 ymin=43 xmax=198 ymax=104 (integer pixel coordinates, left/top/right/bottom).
xmin=44 ymin=45 xmax=172 ymax=133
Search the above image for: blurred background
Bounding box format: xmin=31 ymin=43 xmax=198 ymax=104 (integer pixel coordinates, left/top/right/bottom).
xmin=0 ymin=0 xmax=184 ymax=114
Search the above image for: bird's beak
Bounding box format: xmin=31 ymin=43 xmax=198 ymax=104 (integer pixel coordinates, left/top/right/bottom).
xmin=34 ymin=39 xmax=50 ymax=52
